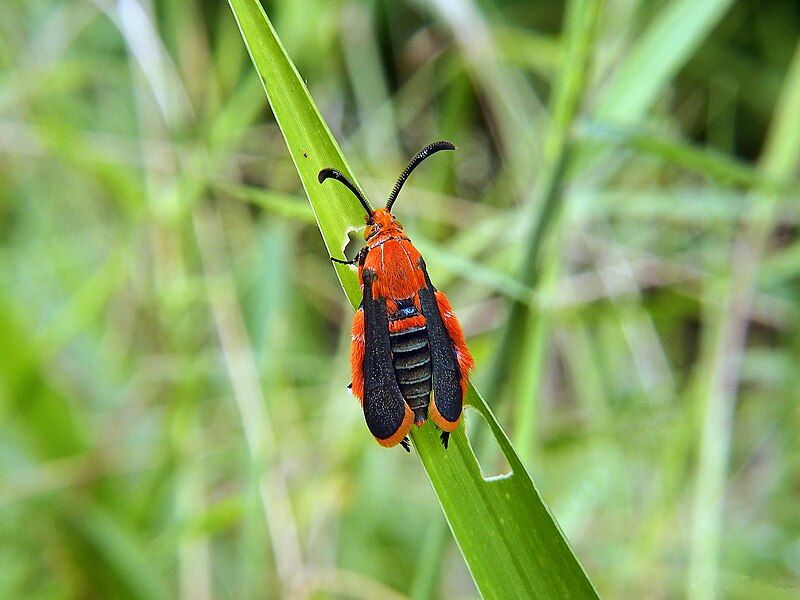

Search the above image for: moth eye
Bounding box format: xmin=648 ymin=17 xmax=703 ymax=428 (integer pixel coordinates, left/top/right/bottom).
xmin=363 ymin=225 xmax=379 ymax=239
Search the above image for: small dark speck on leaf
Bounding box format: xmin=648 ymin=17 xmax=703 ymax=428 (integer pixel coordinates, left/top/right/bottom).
xmin=303 ymin=152 xmax=308 ymax=158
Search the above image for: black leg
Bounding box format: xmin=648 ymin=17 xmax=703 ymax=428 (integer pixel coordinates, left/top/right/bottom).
xmin=440 ymin=431 xmax=450 ymax=449
xmin=330 ymin=256 xmax=356 ymax=265
xmin=400 ymin=437 xmax=411 ymax=452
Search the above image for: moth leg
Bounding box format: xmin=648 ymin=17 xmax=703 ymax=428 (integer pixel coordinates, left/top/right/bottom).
xmin=331 ymin=247 xmax=368 ymax=266
xmin=400 ymin=437 xmax=412 ymax=452
xmin=440 ymin=431 xmax=450 ymax=449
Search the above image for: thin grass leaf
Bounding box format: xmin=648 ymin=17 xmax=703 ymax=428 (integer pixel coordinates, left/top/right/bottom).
xmin=228 ymin=0 xmax=598 ymax=596
xmin=596 ymin=0 xmax=735 ymax=123
xmin=578 ymin=121 xmax=799 ymax=196
xmin=687 ymin=39 xmax=800 ymax=600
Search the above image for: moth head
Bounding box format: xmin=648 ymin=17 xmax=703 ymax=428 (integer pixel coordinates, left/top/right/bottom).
xmin=364 ymin=209 xmax=402 ymax=240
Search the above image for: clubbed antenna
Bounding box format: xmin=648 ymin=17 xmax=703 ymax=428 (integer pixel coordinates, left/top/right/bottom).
xmin=386 ymin=141 xmax=456 ymax=212
xmin=318 ymin=168 xmax=373 ymax=217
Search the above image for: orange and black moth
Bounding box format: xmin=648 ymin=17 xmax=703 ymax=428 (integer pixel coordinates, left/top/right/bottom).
xmin=319 ymin=141 xmax=474 ymax=451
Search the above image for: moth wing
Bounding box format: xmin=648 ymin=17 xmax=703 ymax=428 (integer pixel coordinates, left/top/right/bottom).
xmin=417 ymin=259 xmax=464 ymax=432
xmin=362 ymin=269 xmax=413 ymax=446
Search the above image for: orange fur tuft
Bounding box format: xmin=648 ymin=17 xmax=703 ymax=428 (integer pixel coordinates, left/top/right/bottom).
xmin=361 ymin=238 xmax=425 ymax=302
xmin=349 ymin=308 xmax=365 ymax=402
xmin=388 ymin=315 xmax=426 ymax=333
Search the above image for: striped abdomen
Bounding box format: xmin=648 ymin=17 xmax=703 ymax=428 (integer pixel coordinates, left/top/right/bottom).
xmin=389 ymin=300 xmax=432 ymax=424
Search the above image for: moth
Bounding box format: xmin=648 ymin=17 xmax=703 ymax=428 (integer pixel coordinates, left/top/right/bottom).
xmin=319 ymin=141 xmax=474 ymax=450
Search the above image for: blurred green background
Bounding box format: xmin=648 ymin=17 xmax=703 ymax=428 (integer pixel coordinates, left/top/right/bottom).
xmin=1 ymin=0 xmax=799 ymax=598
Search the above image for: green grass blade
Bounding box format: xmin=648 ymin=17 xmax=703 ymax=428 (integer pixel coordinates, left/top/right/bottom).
xmin=228 ymin=0 xmax=365 ymax=308
xmin=228 ymin=0 xmax=598 ymax=597
xmin=596 ymin=0 xmax=735 ymax=123
xmin=578 ymin=121 xmax=800 ymax=196
xmin=687 ymin=39 xmax=800 ymax=600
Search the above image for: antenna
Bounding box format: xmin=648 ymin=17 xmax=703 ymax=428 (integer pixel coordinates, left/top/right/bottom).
xmin=386 ymin=141 xmax=455 ymax=212
xmin=318 ymin=169 xmax=373 ymax=217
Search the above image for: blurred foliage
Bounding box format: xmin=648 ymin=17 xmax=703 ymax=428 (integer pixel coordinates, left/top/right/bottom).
xmin=0 ymin=0 xmax=799 ymax=599
xmin=229 ymin=1 xmax=598 ymax=597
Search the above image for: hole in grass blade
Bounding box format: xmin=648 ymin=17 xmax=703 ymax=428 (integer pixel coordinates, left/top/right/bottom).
xmin=343 ymin=227 xmax=364 ymax=262
xmin=464 ymin=406 xmax=512 ymax=481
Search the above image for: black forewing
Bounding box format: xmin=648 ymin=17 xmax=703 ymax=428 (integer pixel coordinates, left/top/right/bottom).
xmin=361 ymin=269 xmax=408 ymax=441
xmin=417 ymin=258 xmax=462 ymax=424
